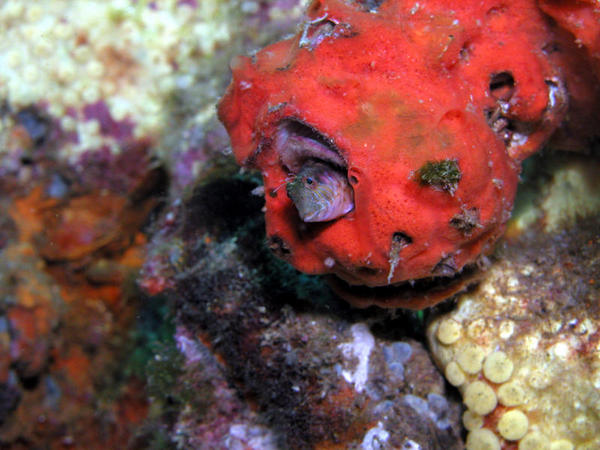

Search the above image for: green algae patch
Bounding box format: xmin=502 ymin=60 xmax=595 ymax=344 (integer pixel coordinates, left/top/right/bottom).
xmin=417 ymin=159 xmax=461 ymax=195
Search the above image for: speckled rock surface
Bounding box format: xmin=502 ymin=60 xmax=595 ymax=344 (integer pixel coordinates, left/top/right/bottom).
xmin=428 ymin=215 xmax=600 ymax=449
xmin=162 ymin=174 xmax=465 ymax=448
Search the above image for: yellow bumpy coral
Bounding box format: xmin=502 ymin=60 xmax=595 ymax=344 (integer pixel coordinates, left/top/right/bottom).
xmin=427 ymin=225 xmax=600 ymax=450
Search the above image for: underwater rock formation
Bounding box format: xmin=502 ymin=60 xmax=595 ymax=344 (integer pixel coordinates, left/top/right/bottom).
xmin=169 ymin=192 xmax=465 ymax=447
xmin=0 ymin=174 xmax=160 ymax=448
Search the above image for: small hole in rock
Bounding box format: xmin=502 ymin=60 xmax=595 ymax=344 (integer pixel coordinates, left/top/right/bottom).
xmin=392 ymin=232 xmax=413 ymax=247
xmin=16 ymin=107 xmax=50 ymax=146
xmin=489 ymin=71 xmax=515 ymax=101
xmin=357 ymin=266 xmax=380 ymax=276
xmin=267 ymin=235 xmax=292 ymax=258
xmin=440 ymin=110 xmax=463 ymax=123
xmin=348 ymin=167 xmax=361 ymax=185
xmin=432 ymin=255 xmax=458 ymax=277
xmin=459 ymin=41 xmax=471 ymax=61
xmin=360 ymin=0 xmax=386 ymax=12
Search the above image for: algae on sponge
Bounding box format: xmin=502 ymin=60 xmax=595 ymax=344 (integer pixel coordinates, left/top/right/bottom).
xmin=416 ymin=159 xmax=462 ymax=194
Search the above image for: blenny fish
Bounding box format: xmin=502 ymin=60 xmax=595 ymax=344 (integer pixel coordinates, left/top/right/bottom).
xmin=286 ymin=160 xmax=354 ymax=222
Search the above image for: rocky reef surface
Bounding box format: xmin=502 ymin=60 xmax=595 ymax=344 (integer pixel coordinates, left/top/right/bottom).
xmin=0 ymin=1 xmax=599 ymax=449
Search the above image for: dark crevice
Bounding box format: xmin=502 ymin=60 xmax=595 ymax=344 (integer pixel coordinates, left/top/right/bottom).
xmin=489 ymin=71 xmax=515 ymax=101
xmin=15 ymin=106 xmax=51 ymax=147
xmin=392 ymin=232 xmax=413 ymax=247
xmin=276 ymin=119 xmax=347 ymax=174
xmin=348 ymin=0 xmax=386 ymax=12
xmin=279 ymin=120 xmax=338 ymax=156
xmin=267 ymin=235 xmax=292 ymax=259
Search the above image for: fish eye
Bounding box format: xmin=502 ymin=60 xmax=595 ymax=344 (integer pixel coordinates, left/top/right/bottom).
xmin=305 ymin=177 xmax=314 ymax=185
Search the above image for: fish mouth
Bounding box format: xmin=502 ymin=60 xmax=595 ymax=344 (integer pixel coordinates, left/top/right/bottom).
xmin=326 ymin=265 xmax=482 ymax=310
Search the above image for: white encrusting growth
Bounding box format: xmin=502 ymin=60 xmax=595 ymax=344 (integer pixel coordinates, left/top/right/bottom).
xmin=360 ymin=422 xmax=390 ymax=450
xmin=338 ymin=323 xmax=375 ymax=393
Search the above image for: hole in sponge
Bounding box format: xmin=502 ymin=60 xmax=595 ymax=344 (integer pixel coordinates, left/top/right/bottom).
xmin=276 ymin=119 xmax=346 ymax=174
xmin=388 ymin=232 xmax=413 ymax=283
xmin=392 ymin=232 xmax=413 ymax=247
xmin=489 ymin=71 xmax=515 ymax=101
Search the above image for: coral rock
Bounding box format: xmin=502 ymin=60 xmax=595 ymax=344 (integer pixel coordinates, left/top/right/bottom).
xmin=168 ymin=178 xmax=464 ymax=448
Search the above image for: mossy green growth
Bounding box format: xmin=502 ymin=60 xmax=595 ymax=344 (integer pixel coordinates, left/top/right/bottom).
xmin=142 ymin=343 xmax=186 ymax=445
xmin=417 ymin=159 xmax=461 ymax=195
xmin=145 ymin=343 xmax=186 ymax=403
